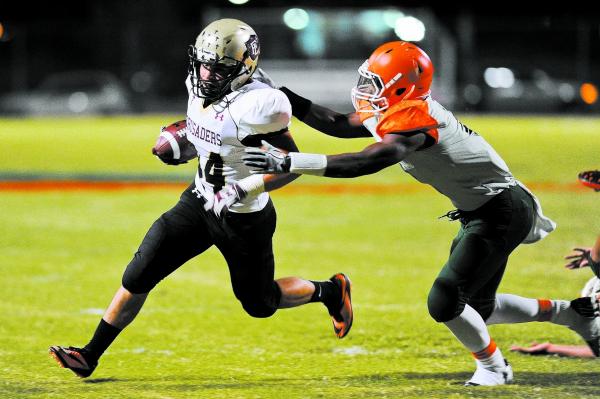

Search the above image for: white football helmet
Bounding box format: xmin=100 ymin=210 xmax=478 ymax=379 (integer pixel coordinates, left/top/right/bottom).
xmin=188 ymin=18 xmax=260 ymax=103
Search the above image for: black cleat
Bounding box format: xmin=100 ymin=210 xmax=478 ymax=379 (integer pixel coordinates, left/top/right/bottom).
xmin=49 ymin=346 xmax=97 ymax=378
xmin=329 ymin=273 xmax=353 ymax=339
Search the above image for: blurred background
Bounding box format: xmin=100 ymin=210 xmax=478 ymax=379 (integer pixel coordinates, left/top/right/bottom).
xmin=1 ymin=0 xmax=599 ymax=116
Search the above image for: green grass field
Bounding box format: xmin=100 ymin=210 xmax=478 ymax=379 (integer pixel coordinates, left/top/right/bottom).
xmin=1 ymin=115 xmax=600 ymax=398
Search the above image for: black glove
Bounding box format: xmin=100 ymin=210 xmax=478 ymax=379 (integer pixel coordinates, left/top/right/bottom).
xmin=570 ymin=296 xmax=599 ymax=318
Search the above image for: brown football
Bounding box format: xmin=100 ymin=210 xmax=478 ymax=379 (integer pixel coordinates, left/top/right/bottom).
xmin=152 ymin=119 xmax=197 ymax=165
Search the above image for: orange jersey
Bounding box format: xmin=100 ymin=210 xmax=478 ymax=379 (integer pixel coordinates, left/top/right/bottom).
xmin=375 ymin=99 xmax=441 ymax=142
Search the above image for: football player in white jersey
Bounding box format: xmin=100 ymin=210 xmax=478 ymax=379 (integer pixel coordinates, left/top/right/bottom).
xmin=512 ymin=234 xmax=600 ymax=357
xmin=242 ymin=41 xmax=600 ymax=385
xmin=49 ymin=19 xmax=353 ymax=378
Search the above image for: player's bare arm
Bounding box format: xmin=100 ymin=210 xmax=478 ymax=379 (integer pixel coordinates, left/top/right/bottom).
xmin=324 ymin=132 xmax=426 ymax=177
xmin=279 ymin=86 xmax=371 ymax=139
xmin=243 ymin=131 xmax=427 ymax=178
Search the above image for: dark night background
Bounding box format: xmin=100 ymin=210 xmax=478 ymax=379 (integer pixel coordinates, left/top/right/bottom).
xmin=1 ymin=1 xmax=599 ymax=114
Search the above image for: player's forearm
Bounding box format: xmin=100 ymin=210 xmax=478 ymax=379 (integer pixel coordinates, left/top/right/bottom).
xmin=264 ymin=173 xmax=300 ymax=192
xmin=323 ymin=152 xmax=399 ymax=178
xmin=285 ymin=141 xmax=409 ymax=178
xmin=546 ymin=344 xmax=596 ymax=358
xmin=279 ymin=86 xmax=370 ymax=139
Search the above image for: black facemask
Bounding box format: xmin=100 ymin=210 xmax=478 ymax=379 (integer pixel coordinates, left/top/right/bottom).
xmin=188 ymin=45 xmax=244 ymax=105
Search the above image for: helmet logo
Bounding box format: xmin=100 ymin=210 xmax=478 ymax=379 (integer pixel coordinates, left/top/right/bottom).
xmin=245 ymin=34 xmax=259 ymax=61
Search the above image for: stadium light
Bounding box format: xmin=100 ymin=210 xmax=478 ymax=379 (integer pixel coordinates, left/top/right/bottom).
xmin=580 ymin=83 xmax=598 ymax=105
xmin=558 ymin=83 xmax=575 ymax=103
xmin=359 ymin=10 xmax=390 ymax=36
xmin=68 ymin=92 xmax=89 ymax=113
xmin=283 ymin=8 xmax=310 ymax=30
xmin=394 ymin=16 xmax=425 ymax=42
xmin=382 ymin=10 xmax=404 ymax=29
xmin=228 ymin=0 xmax=250 ymax=4
xmin=483 ymin=67 xmax=515 ymax=89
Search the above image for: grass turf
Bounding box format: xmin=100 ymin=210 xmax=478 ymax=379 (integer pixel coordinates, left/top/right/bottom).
xmin=1 ymin=115 xmax=600 ymax=398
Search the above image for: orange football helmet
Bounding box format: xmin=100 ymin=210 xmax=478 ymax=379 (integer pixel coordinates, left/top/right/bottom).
xmin=351 ymin=41 xmax=434 ymax=114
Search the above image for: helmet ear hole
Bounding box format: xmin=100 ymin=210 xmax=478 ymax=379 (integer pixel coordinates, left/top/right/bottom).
xmin=395 ymin=88 xmax=406 ymax=96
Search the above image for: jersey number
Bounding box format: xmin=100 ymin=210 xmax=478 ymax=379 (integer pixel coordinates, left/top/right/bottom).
xmin=199 ymin=152 xmax=225 ymax=192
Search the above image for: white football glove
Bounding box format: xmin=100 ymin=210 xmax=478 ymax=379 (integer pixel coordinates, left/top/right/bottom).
xmin=205 ymin=184 xmax=247 ymax=218
xmin=252 ymin=68 xmax=277 ymax=88
xmin=243 ymin=140 xmax=290 ymax=174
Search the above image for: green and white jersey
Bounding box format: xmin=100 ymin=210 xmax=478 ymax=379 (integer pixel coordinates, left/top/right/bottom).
xmin=364 ymin=96 xmax=555 ymax=242
xmin=185 ymin=78 xmax=292 ymax=213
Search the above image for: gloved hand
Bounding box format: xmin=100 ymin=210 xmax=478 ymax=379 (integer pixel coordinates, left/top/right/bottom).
xmin=205 ymin=183 xmax=247 ymax=218
xmin=565 ymin=247 xmax=597 ymax=269
xmin=570 ymin=295 xmax=600 ymax=318
xmin=243 ymin=140 xmax=290 ymax=174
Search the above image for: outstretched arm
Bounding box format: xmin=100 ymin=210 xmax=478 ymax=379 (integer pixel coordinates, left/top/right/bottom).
xmin=510 ymin=342 xmax=596 ymax=358
xmin=243 ymin=132 xmax=427 ymax=178
xmin=565 ymin=234 xmax=600 ymax=278
xmin=280 ymin=87 xmax=371 ymax=139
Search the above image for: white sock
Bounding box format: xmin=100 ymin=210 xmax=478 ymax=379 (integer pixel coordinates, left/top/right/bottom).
xmin=486 ymin=294 xmax=577 ymax=327
xmin=486 ymin=294 xmax=539 ymax=325
xmin=444 ymin=304 xmax=505 ymax=370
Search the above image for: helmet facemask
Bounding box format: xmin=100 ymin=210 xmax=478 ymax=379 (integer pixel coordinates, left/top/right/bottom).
xmin=351 ymin=61 xmax=388 ymax=115
xmin=188 ymin=45 xmax=247 ymax=104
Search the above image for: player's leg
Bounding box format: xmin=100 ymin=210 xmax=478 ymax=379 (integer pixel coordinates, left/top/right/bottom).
xmin=485 ymin=293 xmax=600 ymax=356
xmin=50 ymin=187 xmax=213 ymax=377
xmin=216 ymin=200 xmax=352 ymax=337
xmin=427 ymin=185 xmax=534 ymax=386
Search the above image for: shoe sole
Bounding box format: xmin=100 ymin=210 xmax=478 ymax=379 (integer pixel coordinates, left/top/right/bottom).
xmin=332 ymin=273 xmax=353 ymax=339
xmin=48 ymin=346 xmax=92 ymax=378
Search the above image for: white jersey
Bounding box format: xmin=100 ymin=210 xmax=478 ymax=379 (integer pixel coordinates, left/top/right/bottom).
xmin=363 ymin=96 xmax=555 ymax=242
xmin=185 ymin=78 xmax=292 ymax=213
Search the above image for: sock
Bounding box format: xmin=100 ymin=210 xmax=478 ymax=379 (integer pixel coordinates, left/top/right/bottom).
xmin=444 ymin=305 xmax=506 ymax=370
xmin=486 ymin=294 xmax=540 ymax=325
xmin=83 ymin=318 xmax=123 ymax=362
xmin=485 ymin=294 xmax=577 ymax=326
xmin=472 ymin=341 xmax=506 ymax=371
xmin=309 ymin=280 xmax=339 ymax=309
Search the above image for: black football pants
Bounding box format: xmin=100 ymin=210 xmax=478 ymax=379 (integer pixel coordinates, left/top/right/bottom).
xmin=122 ymin=184 xmax=281 ymax=318
xmin=427 ymin=185 xmax=535 ymax=322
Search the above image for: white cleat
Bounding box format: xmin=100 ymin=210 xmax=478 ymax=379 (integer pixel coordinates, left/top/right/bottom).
xmin=465 ymin=360 xmax=513 ymax=386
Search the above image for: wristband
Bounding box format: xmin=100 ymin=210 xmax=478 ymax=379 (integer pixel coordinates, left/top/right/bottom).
xmin=279 ymin=86 xmax=312 ymax=121
xmin=289 ymin=152 xmax=327 ymax=176
xmin=236 ymin=174 xmax=265 ymax=197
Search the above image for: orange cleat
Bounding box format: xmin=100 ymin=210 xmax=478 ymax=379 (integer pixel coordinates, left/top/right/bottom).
xmin=329 ymin=273 xmax=353 ymax=338
xmin=49 ymin=346 xmax=97 ymax=378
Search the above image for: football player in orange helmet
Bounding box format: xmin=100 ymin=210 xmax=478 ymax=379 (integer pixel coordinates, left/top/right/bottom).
xmin=243 ymin=41 xmax=600 ymax=385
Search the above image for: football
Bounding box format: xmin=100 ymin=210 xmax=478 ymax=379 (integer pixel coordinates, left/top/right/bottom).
xmin=152 ymin=119 xmax=197 ymax=165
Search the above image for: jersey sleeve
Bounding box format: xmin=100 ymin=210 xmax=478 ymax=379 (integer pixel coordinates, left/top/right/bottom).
xmin=375 ymin=100 xmax=441 ymax=143
xmin=236 ymin=88 xmax=292 ymax=144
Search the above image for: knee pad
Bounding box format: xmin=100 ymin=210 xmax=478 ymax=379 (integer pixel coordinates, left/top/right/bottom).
xmin=427 ymin=277 xmax=465 ymax=322
xmin=121 ymin=251 xmax=155 ymax=294
xmin=239 ymin=281 xmax=281 ymax=319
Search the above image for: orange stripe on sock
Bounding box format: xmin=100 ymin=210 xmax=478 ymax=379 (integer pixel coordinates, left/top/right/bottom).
xmin=537 ymin=299 xmax=553 ymax=321
xmin=472 ymin=340 xmax=497 ymax=360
